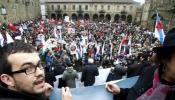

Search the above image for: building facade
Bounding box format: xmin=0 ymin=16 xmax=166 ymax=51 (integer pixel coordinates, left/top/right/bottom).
xmin=45 ymin=0 xmax=142 ymax=22
xmin=0 ymin=0 xmax=40 ymax=23
xmin=142 ymin=0 xmax=175 ymax=30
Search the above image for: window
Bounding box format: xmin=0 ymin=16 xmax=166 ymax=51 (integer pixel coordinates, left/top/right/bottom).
xmin=101 ymin=5 xmax=104 ymax=10
xmin=73 ymin=5 xmax=75 ymax=10
xmin=79 ymin=5 xmax=82 ymax=10
xmin=85 ymin=5 xmax=88 ymax=10
xmin=13 ymin=4 xmax=17 ymax=9
xmin=7 ymin=0 xmax=10 ymax=3
xmin=130 ymin=6 xmax=133 ymax=10
xmin=117 ymin=5 xmax=120 ymax=9
xmin=22 ymin=0 xmax=25 ymax=4
xmin=51 ymin=5 xmax=54 ymax=10
xmin=123 ymin=6 xmax=126 ymax=10
xmin=64 ymin=5 xmax=66 ymax=10
xmin=108 ymin=5 xmax=110 ymax=10
xmin=57 ymin=5 xmax=60 ymax=9
xmin=94 ymin=5 xmax=97 ymax=10
xmin=15 ymin=0 xmax=18 ymax=3
xmin=47 ymin=5 xmax=50 ymax=10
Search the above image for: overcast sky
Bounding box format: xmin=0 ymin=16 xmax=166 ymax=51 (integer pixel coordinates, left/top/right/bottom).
xmin=134 ymin=0 xmax=145 ymax=4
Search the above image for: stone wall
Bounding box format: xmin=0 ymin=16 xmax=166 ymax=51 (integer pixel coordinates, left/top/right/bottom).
xmin=0 ymin=0 xmax=40 ymax=23
xmin=45 ymin=1 xmax=141 ymax=22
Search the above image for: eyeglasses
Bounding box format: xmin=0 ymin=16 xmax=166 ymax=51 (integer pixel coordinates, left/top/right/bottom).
xmin=11 ymin=61 xmax=45 ymax=75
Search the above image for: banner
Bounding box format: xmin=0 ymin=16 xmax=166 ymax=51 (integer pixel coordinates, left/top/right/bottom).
xmin=68 ymin=28 xmax=75 ymax=34
xmin=49 ymin=76 xmax=138 ymax=100
xmin=64 ymin=16 xmax=70 ymax=22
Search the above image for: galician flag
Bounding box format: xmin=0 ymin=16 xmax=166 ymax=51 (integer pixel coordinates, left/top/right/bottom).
xmin=154 ymin=12 xmax=165 ymax=44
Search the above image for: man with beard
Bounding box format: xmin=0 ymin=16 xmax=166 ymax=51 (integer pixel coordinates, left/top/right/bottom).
xmin=0 ymin=41 xmax=72 ymax=100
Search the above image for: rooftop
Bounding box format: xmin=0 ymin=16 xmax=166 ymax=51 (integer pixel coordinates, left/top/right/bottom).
xmin=45 ymin=0 xmax=139 ymax=4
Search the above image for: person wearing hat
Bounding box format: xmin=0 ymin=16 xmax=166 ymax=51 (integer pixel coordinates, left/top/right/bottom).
xmin=105 ymin=28 xmax=175 ymax=100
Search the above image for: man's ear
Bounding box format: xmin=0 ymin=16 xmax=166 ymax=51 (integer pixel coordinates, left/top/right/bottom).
xmin=0 ymin=74 xmax=15 ymax=87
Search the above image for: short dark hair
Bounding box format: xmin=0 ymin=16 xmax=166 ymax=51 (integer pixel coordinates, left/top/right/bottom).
xmin=0 ymin=40 xmax=37 ymax=86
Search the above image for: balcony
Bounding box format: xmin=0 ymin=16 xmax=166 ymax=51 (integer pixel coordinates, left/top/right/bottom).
xmin=99 ymin=10 xmax=105 ymax=13
xmin=77 ymin=9 xmax=84 ymax=13
xmin=121 ymin=10 xmax=127 ymax=15
xmin=55 ymin=9 xmax=62 ymax=14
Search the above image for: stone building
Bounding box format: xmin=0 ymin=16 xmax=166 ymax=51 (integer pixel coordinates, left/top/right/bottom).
xmin=0 ymin=0 xmax=40 ymax=23
xmin=45 ymin=0 xmax=142 ymax=22
xmin=141 ymin=0 xmax=175 ymax=30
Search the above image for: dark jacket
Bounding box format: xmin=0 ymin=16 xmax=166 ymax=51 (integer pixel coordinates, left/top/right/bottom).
xmin=52 ymin=61 xmax=65 ymax=76
xmin=127 ymin=60 xmax=151 ymax=78
xmin=62 ymin=67 xmax=78 ymax=88
xmin=106 ymin=72 xmax=119 ymax=82
xmin=81 ymin=63 xmax=99 ymax=86
xmin=114 ymin=65 xmax=175 ymax=100
xmin=0 ymin=85 xmax=48 ymax=100
xmin=45 ymin=69 xmax=56 ymax=87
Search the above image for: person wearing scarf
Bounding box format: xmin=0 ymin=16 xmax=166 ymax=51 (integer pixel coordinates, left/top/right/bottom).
xmin=105 ymin=28 xmax=175 ymax=100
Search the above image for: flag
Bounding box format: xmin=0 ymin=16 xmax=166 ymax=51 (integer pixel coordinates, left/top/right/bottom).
xmin=118 ymin=33 xmax=129 ymax=54
xmin=0 ymin=33 xmax=4 ymax=47
xmin=8 ymin=23 xmax=17 ymax=32
xmin=53 ymin=26 xmax=58 ymax=39
xmin=6 ymin=32 xmax=14 ymax=44
xmin=77 ymin=20 xmax=80 ymax=28
xmin=102 ymin=41 xmax=105 ymax=56
xmin=19 ymin=25 xmax=24 ymax=35
xmin=154 ymin=13 xmax=165 ymax=44
xmin=109 ymin=40 xmax=113 ymax=60
xmin=121 ymin=33 xmax=129 ymax=45
xmin=41 ymin=36 xmax=46 ymax=55
xmin=128 ymin=37 xmax=132 ymax=56
xmin=68 ymin=28 xmax=75 ymax=34
xmin=24 ymin=37 xmax=27 ymax=43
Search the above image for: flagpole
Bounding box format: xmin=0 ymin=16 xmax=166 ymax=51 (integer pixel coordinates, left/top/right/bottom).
xmin=155 ymin=9 xmax=158 ymax=16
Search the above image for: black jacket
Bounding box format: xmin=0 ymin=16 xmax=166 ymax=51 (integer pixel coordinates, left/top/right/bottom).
xmin=114 ymin=65 xmax=175 ymax=100
xmin=81 ymin=63 xmax=99 ymax=86
xmin=0 ymin=85 xmax=48 ymax=100
xmin=127 ymin=61 xmax=151 ymax=78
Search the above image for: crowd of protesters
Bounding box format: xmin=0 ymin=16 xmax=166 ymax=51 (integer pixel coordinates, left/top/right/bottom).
xmin=0 ymin=17 xmax=161 ymax=88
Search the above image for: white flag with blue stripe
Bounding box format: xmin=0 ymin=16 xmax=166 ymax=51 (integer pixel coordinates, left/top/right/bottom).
xmin=154 ymin=13 xmax=165 ymax=44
